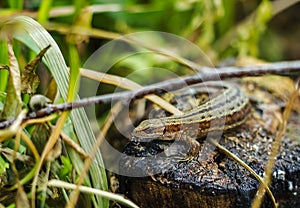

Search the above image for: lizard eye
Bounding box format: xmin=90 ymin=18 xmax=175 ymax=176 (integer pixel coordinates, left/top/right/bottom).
xmin=144 ymin=127 xmax=154 ymax=134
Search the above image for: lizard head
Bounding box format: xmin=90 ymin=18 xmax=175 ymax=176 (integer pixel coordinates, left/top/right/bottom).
xmin=132 ymin=118 xmax=166 ymax=141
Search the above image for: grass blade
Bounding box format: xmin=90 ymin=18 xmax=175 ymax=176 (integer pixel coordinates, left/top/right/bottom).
xmin=6 ymin=16 xmax=108 ymax=207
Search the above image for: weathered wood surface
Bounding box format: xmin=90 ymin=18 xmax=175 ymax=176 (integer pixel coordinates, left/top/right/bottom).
xmin=120 ymin=113 xmax=300 ymax=207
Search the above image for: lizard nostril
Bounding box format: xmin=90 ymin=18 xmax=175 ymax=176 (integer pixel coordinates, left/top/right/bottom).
xmin=163 ymin=127 xmax=167 ymax=135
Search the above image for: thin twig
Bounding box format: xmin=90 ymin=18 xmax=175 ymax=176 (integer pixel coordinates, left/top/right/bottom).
xmin=0 ymin=60 xmax=300 ymax=129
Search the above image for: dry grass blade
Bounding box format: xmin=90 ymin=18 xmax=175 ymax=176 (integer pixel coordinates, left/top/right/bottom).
xmin=0 ymin=110 xmax=27 ymax=141
xmin=16 ymin=185 xmax=30 ymax=208
xmin=209 ymin=138 xmax=277 ymax=208
xmin=48 ymin=179 xmax=139 ymax=208
xmin=251 ymin=78 xmax=300 ymax=208
xmin=60 ymin=131 xmax=89 ymax=159
xmin=80 ymin=68 xmax=183 ymax=115
xmin=99 ymin=102 xmax=123 ymax=140
xmin=66 ymin=101 xmax=125 ymax=207
xmin=31 ymin=111 xmax=70 ymax=207
xmin=5 ymin=16 xmax=108 ymax=207
xmin=21 ymin=45 xmax=51 ymax=94
xmin=46 ymin=21 xmax=121 ymax=40
xmin=6 ymin=130 xmax=40 ymax=191
xmin=1 ymin=40 xmax=22 ymax=120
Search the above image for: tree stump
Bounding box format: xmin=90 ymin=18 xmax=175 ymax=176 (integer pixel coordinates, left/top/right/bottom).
xmin=118 ymin=78 xmax=300 ymax=208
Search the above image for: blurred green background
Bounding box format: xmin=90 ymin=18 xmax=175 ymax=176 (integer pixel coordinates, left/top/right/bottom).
xmin=1 ymin=0 xmax=300 ymax=65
